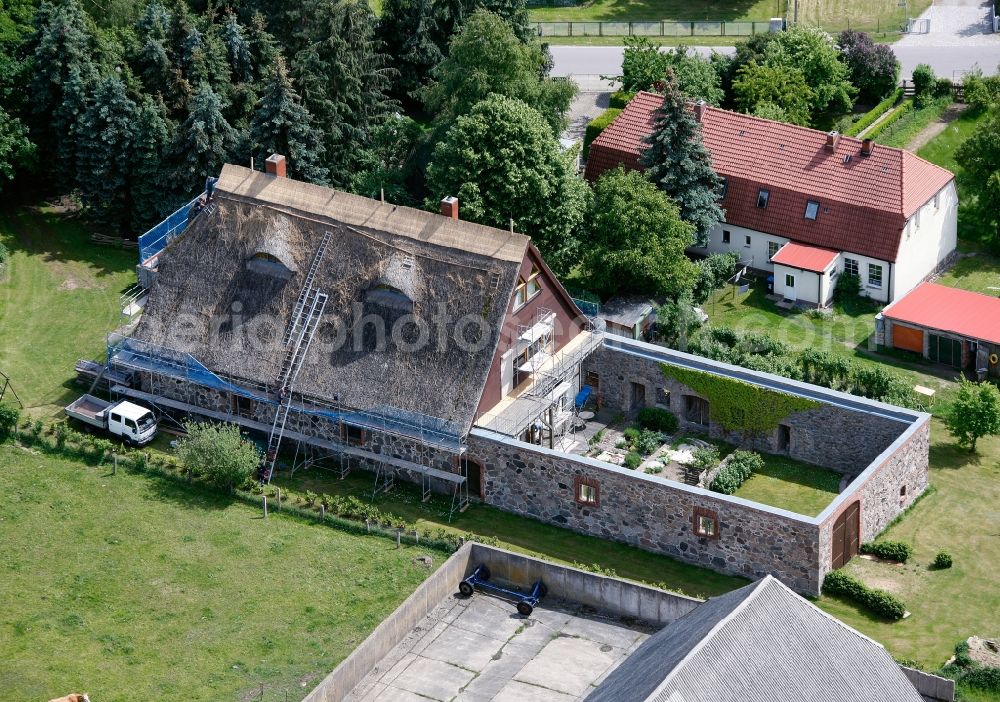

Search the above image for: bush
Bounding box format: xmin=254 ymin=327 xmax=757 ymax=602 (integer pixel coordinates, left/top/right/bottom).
xmin=637 ymin=407 xmax=678 ymax=433
xmin=711 ymin=449 xmax=762 ymax=494
xmin=583 ymin=107 xmax=622 ymax=158
xmin=609 ymin=90 xmax=635 ymax=109
xmin=961 ymin=666 xmax=1000 ymax=692
xmin=623 ymin=451 xmax=642 ymax=469
xmin=176 ymin=421 xmax=262 ymax=492
xmin=932 ymin=551 xmax=953 ymax=569
xmin=860 ymin=540 xmax=913 ymax=563
xmin=912 ymin=63 xmax=935 ymax=98
xmin=833 ymin=271 xmax=862 ymax=302
xmin=635 ymin=428 xmax=663 ymax=455
xmin=823 ymin=570 xmax=906 ymax=620
xmin=0 ymin=241 xmax=8 ymax=265
xmin=622 ymin=427 xmax=640 ymax=445
xmin=933 ymin=77 xmax=953 ymax=97
xmin=963 ymin=73 xmax=1000 ymax=111
xmin=691 ymin=446 xmax=720 ymax=472
xmin=0 ymin=404 xmax=19 ymax=441
xmin=844 ymin=88 xmax=903 ymax=137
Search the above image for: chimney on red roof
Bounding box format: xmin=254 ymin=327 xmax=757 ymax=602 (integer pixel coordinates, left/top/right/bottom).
xmin=861 ymin=138 xmax=875 ymax=157
xmin=265 ymin=154 xmax=286 ymax=178
xmin=440 ymin=196 xmax=459 ymax=220
xmin=694 ymin=100 xmax=707 ymax=123
xmin=825 ymin=131 xmax=840 ymax=152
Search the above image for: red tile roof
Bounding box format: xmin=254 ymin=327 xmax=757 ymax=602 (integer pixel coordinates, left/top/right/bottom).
xmin=770 ymin=242 xmax=839 ymax=273
xmin=584 ymin=92 xmax=955 ymax=263
xmin=883 ymin=283 xmax=1000 ymax=345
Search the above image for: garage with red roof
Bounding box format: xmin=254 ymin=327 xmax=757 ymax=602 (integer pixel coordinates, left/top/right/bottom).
xmin=880 ymin=283 xmax=1000 ymax=376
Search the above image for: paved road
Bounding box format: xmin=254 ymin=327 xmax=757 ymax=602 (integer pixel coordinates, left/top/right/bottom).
xmin=552 ymin=44 xmax=1000 ymax=85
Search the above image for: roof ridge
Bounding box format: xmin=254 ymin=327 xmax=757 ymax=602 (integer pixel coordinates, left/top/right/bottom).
xmin=648 ymin=577 xmax=772 ymax=696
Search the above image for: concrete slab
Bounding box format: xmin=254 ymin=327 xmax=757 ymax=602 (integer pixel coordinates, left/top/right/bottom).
xmin=515 ymin=636 xmax=621 ymax=697
xmin=420 ymin=623 xmax=505 ymax=671
xmin=451 ymin=594 xmax=526 ymax=642
xmin=493 ymin=679 xmax=576 ymax=702
xmin=373 ymin=686 xmax=435 ymax=702
xmin=560 ymin=615 xmax=646 ymax=650
xmin=387 ymin=657 xmax=476 ymax=701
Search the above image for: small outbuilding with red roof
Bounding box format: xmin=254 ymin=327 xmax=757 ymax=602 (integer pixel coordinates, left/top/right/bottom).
xmin=879 ymin=282 xmax=1000 ymax=377
xmin=585 ymin=92 xmax=958 ymax=307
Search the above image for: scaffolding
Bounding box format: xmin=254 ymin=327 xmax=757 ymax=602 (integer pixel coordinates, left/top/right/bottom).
xmin=138 ymin=194 xmax=204 ymax=265
xmin=107 ymin=334 xmax=471 ymax=520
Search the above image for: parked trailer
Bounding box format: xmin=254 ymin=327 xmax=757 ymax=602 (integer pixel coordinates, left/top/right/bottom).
xmin=65 ymin=394 xmax=158 ymax=446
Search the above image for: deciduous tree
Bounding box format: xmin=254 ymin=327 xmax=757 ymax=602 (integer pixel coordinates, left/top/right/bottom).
xmin=732 ymin=60 xmax=813 ymax=126
xmin=837 ymin=30 xmax=898 ymax=104
xmin=956 ymin=109 xmax=1000 ymax=240
xmin=945 ymin=378 xmax=1000 ymax=452
xmin=177 ymin=421 xmax=261 ymax=492
xmin=425 ymin=94 xmax=589 ymax=271
xmin=583 ymin=167 xmax=696 ymax=299
xmin=0 ymin=106 xmax=35 ymax=193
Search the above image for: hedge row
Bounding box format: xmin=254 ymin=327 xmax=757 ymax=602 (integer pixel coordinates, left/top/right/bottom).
xmin=710 ymin=450 xmax=763 ymax=495
xmin=583 ymin=107 xmax=622 ymax=158
xmin=844 ymin=88 xmax=903 ymax=137
xmin=823 ymin=570 xmax=906 ymax=620
xmin=860 ymin=540 xmax=914 ymax=563
xmin=865 ymin=100 xmax=914 ymax=141
xmin=609 ymin=90 xmax=636 ymax=109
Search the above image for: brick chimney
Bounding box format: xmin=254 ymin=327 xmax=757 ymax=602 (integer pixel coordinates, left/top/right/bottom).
xmin=265 ymin=154 xmax=286 ymax=178
xmin=694 ymin=100 xmax=707 ymax=122
xmin=440 ymin=196 xmax=459 ymax=220
xmin=861 ymin=138 xmax=875 ymax=157
xmin=825 ymin=131 xmax=840 ymax=152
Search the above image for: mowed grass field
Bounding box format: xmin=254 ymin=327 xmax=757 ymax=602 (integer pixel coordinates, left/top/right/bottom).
xmin=528 ymin=0 xmax=925 ymax=32
xmin=0 ymin=207 xmax=135 ymax=416
xmin=0 ymin=445 xmax=442 ymax=701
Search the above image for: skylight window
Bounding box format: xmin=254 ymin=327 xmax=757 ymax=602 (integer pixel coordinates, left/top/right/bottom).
xmin=804 ymin=201 xmax=820 ymax=220
xmin=756 ymin=189 xmax=770 ymax=209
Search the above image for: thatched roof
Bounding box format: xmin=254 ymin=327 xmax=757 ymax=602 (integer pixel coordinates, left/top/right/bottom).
xmin=135 ymin=166 xmax=530 ymax=434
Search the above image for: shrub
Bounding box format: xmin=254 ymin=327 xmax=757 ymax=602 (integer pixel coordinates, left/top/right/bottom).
xmin=833 ymin=271 xmax=862 ymax=302
xmin=623 ymin=452 xmax=642 ymax=469
xmin=0 ymin=404 xmax=19 ymax=441
xmin=822 ymin=570 xmax=906 ymax=620
xmin=691 ymin=446 xmax=720 ymax=472
xmin=583 ymin=107 xmax=622 ymax=158
xmin=637 ymin=406 xmax=678 ymax=433
xmin=175 ymin=421 xmax=262 ymax=492
xmin=635 ymin=428 xmax=663 ymax=455
xmin=304 ymin=490 xmax=318 ymax=506
xmin=912 ymin=63 xmax=935 ymax=99
xmin=609 ymin=90 xmax=636 ymax=109
xmin=860 ymin=540 xmax=913 ymax=563
xmin=711 ymin=450 xmax=762 ymax=494
xmin=622 ymin=427 xmax=640 ymax=446
xmin=0 ymin=241 xmax=8 ymax=265
xmin=963 ymin=73 xmax=1000 ymax=111
xmin=933 ymin=77 xmax=953 ymax=97
xmin=844 ymin=87 xmax=903 ymax=137
xmin=932 ymin=551 xmax=953 ymax=569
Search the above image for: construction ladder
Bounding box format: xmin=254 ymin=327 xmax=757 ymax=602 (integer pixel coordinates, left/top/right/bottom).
xmin=261 ymin=291 xmax=329 ymax=483
xmin=284 ymin=231 xmax=333 ymax=345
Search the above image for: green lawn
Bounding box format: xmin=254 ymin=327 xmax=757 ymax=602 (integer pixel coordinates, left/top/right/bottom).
xmin=0 ymin=444 xmax=441 ymax=701
xmin=936 ymin=254 xmax=1000 ymax=296
xmin=917 ymin=107 xmax=994 ymax=245
xmin=0 ymin=207 xmax=135 ymax=416
xmin=271 ymin=468 xmax=746 ymax=598
xmin=817 ymin=418 xmax=1000 ymax=681
xmin=528 ymin=0 xmax=922 ymax=33
xmin=734 ymin=453 xmax=841 ymax=516
xmin=874 ymin=97 xmax=952 ymax=149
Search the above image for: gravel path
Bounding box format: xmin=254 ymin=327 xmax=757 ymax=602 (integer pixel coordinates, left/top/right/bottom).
xmin=564 ymin=90 xmax=610 ymax=142
xmin=905 ymin=103 xmax=968 ymax=151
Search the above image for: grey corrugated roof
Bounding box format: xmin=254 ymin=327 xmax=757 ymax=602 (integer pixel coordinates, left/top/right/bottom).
xmin=589 ymin=576 xmax=924 ymax=702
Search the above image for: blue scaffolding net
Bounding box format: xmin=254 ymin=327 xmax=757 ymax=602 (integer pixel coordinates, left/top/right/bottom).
xmin=138 ymin=194 xmax=202 ymax=264
xmin=108 ymin=337 xmax=465 ymax=450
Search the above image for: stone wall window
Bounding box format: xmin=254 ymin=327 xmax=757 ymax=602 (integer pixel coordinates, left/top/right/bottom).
xmin=656 ymin=387 xmax=670 ymax=408
xmin=585 ymin=370 xmax=600 ymax=392
xmin=693 ymin=507 xmax=720 ymax=539
xmin=341 ymin=423 xmax=367 ymax=446
xmin=574 ymin=476 xmax=600 ymax=507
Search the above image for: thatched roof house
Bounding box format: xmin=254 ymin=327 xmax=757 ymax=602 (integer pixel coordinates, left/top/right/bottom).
xmin=135 ymin=164 xmax=535 ymax=434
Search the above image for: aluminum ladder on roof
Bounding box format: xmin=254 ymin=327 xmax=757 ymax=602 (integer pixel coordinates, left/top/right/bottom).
xmin=283 ymin=231 xmax=333 ymax=345
xmin=261 ymin=290 xmax=329 ymax=483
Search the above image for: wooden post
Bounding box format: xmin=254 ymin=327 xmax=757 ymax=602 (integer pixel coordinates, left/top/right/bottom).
xmin=396 ymin=529 xmax=401 ymax=549
xmin=548 ymin=407 xmax=555 ymax=449
xmin=365 ymin=519 xmax=370 ymax=532
xmin=320 ymin=504 xmax=325 ymax=522
xmin=113 ymin=453 xmax=118 ymax=475
xmin=276 ymin=488 xmax=281 ymax=511
xmin=415 ymin=529 xmax=419 ymax=545
xmin=263 ymin=495 xmax=268 ymax=518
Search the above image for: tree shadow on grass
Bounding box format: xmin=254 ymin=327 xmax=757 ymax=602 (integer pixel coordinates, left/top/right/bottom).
xmin=929 ymin=440 xmax=983 ymax=471
xmin=0 ymin=205 xmax=136 ymax=279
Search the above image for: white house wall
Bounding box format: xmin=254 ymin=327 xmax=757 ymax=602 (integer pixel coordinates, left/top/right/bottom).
xmin=892 ymin=181 xmax=958 ymax=301
xmin=773 ymin=265 xmax=826 ymax=305
xmin=694 ymin=222 xmax=893 ymax=304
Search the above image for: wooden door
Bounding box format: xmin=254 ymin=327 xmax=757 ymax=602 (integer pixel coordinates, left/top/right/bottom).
xmin=831 ymin=501 xmax=860 ymax=569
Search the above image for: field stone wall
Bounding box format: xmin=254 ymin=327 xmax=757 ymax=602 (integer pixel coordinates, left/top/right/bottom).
xmin=583 ymin=345 xmax=905 ymax=474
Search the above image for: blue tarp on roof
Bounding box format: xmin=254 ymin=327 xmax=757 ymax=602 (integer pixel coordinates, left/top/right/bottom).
xmin=138 ymin=195 xmax=201 ymax=263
